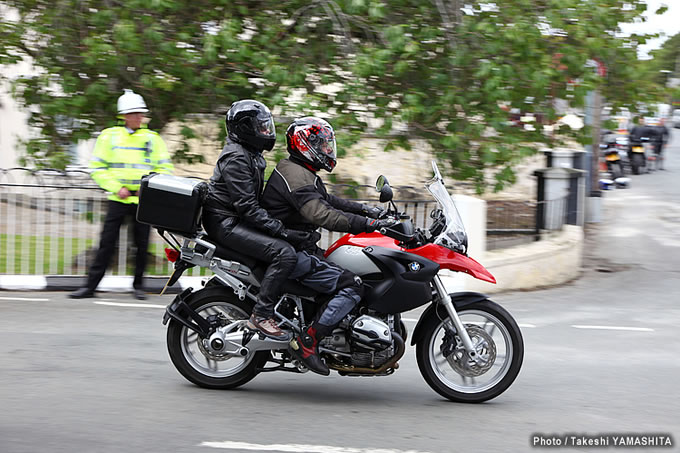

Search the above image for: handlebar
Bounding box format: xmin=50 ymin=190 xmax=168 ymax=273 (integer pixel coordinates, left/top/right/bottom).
xmin=377 ymin=215 xmax=425 ymax=246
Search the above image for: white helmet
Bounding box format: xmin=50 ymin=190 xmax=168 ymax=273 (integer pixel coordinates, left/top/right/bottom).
xmin=117 ymin=89 xmax=148 ymax=114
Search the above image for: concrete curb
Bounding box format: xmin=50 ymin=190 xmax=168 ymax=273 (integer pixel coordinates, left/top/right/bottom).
xmin=0 ymin=275 xmax=207 ymax=295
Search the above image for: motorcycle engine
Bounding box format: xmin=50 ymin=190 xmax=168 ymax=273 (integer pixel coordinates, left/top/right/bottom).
xmin=350 ymin=315 xmax=392 ymax=351
xmin=320 ymin=314 xmax=399 ymax=370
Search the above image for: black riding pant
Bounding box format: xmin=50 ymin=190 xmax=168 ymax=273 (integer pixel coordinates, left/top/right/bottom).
xmin=86 ymin=200 xmax=150 ymax=291
xmin=203 ymin=215 xmax=298 ymax=319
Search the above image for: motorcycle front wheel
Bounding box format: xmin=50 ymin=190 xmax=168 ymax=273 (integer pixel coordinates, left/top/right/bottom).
xmin=166 ymin=288 xmax=269 ymax=389
xmin=416 ymin=299 xmax=523 ymax=403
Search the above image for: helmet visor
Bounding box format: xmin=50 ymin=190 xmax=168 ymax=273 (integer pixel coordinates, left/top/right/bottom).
xmin=256 ymin=116 xmax=276 ymax=138
xmin=302 ymin=130 xmax=336 ymax=170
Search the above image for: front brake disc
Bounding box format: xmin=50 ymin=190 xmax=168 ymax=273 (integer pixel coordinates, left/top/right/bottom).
xmin=441 ymin=325 xmax=496 ymax=377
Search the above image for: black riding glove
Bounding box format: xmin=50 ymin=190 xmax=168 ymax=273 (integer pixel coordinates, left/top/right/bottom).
xmin=298 ymin=231 xmax=322 ymax=252
xmin=278 ymin=228 xmax=312 ymax=247
xmin=361 ymin=204 xmax=386 ymax=219
xmin=365 ymin=218 xmax=398 ymax=233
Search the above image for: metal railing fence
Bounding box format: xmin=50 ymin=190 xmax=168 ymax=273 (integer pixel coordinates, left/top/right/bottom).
xmin=485 ymin=196 xmax=568 ymax=250
xmin=0 ymin=168 xmax=441 ymax=276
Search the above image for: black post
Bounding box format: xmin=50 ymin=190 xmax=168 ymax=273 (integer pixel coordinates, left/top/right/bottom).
xmin=535 ymin=171 xmax=546 ymax=239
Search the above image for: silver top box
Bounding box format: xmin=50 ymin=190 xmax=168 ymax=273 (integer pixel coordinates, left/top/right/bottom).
xmin=147 ymin=174 xmax=204 ymax=196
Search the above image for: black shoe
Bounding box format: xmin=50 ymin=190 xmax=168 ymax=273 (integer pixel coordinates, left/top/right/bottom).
xmin=69 ymin=288 xmax=95 ymax=299
xmin=133 ymin=289 xmax=147 ymax=300
xmin=289 ymin=326 xmax=330 ymax=376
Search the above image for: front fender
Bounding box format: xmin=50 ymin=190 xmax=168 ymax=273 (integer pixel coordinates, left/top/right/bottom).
xmin=410 ymin=292 xmax=489 ymax=346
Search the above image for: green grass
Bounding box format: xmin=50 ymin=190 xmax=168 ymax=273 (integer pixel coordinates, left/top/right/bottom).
xmin=0 ymin=234 xmax=210 ymax=276
xmin=0 ymin=234 xmax=94 ymax=274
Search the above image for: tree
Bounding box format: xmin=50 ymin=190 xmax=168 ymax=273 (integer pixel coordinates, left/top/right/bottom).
xmin=0 ymin=0 xmax=658 ymax=191
xmin=643 ymin=32 xmax=680 ymax=105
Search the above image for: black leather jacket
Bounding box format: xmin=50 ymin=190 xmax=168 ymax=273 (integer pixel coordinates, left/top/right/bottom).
xmin=203 ymin=140 xmax=283 ymax=236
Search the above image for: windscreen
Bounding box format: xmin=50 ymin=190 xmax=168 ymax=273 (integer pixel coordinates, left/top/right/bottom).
xmin=426 ymin=161 xmax=468 ymax=254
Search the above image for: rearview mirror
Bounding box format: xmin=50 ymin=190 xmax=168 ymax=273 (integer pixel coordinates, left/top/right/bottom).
xmin=375 ymin=175 xmax=388 ymax=192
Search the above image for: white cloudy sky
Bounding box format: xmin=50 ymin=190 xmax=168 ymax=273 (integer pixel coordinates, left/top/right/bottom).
xmin=619 ymin=0 xmax=680 ymax=58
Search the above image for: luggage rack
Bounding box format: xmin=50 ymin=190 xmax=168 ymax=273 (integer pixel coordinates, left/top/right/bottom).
xmin=157 ymin=228 xmax=259 ymax=299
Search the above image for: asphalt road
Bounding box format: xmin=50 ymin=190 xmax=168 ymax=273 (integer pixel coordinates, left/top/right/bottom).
xmin=1 ymin=132 xmax=679 ymax=453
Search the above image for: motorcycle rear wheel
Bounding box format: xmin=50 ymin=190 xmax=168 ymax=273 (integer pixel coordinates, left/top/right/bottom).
xmin=416 ymin=299 xmax=523 ymax=403
xmin=166 ymin=288 xmax=269 ymax=389
xmin=632 ymin=154 xmax=644 ymax=175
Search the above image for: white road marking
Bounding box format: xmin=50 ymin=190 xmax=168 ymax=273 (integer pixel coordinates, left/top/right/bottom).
xmin=0 ymin=296 xmax=50 ymax=302
xmin=571 ymin=325 xmax=654 ymax=332
xmin=200 ymin=441 xmax=433 ymax=453
xmin=401 ymin=317 xmax=536 ymax=328
xmin=94 ymin=301 xmax=165 ymax=309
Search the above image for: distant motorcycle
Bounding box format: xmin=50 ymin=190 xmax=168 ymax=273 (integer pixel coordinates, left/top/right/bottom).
xmin=628 ymin=135 xmax=648 ymax=175
xmin=138 ymin=162 xmax=524 ymax=403
xmin=600 ymin=134 xmax=624 ymax=179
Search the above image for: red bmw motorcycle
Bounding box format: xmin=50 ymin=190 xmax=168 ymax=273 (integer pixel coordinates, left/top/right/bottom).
xmin=147 ymin=161 xmax=524 ymax=403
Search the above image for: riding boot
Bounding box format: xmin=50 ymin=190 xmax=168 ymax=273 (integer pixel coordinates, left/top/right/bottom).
xmin=290 ymin=322 xmax=332 ymax=376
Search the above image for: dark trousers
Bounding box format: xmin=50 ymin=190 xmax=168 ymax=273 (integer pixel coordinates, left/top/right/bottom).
xmin=86 ymin=200 xmax=150 ymax=291
xmin=203 ymin=215 xmax=298 ymax=318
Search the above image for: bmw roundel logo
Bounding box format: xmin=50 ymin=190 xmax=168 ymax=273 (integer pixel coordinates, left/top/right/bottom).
xmin=409 ymin=262 xmax=421 ymax=272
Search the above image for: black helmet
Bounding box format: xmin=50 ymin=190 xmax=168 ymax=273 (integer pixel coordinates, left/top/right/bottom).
xmin=286 ymin=117 xmax=337 ymax=172
xmin=226 ymin=100 xmax=276 ymax=151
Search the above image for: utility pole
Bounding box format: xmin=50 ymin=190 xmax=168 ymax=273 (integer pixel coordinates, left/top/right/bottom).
xmin=584 ymin=59 xmax=606 ymax=223
xmin=590 ymin=89 xmax=602 ymax=193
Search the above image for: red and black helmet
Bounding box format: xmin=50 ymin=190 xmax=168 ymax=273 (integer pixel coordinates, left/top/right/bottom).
xmin=286 ymin=117 xmax=337 ymax=172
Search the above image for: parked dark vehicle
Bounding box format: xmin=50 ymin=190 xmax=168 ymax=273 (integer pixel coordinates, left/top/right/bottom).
xmin=137 ymin=162 xmax=524 ymax=403
xmin=628 ymin=127 xmax=655 ymax=175
xmin=600 ymin=131 xmax=624 ymax=179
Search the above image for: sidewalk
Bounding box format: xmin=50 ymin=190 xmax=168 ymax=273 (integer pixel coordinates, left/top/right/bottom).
xmin=0 ymin=274 xmax=205 ymax=295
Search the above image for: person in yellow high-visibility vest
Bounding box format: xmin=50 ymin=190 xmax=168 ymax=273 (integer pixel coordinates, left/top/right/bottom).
xmin=70 ymin=89 xmax=174 ymax=300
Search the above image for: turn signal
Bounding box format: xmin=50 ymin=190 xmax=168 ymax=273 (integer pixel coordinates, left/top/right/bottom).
xmin=165 ymin=248 xmax=180 ymax=262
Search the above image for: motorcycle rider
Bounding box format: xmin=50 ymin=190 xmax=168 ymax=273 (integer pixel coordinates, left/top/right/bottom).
xmin=262 ymin=116 xmax=397 ymax=375
xmin=202 ymin=100 xmax=314 ymax=341
xmin=263 ymin=117 xmax=395 ymax=253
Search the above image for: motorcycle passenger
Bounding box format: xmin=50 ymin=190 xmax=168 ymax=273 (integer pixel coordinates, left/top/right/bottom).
xmin=262 ymin=116 xmax=396 ymax=375
xmin=202 ymin=100 xmax=314 ymax=341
